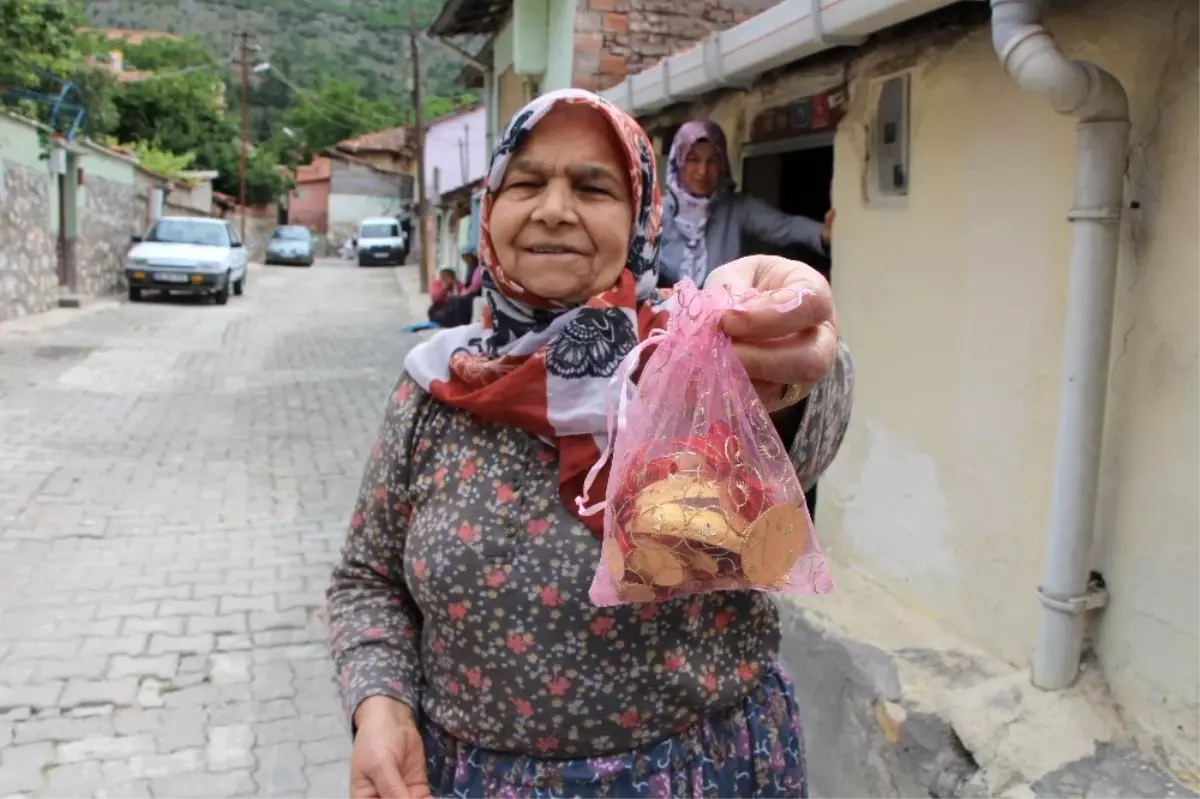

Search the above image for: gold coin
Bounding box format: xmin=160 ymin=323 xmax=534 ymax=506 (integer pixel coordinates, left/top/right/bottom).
xmin=688 ymin=548 xmax=720 ymax=575
xmin=617 ymin=582 xmax=657 ymax=603
xmin=627 ymin=539 xmax=686 ymax=587
xmin=740 ymin=503 xmax=809 ymax=585
xmin=603 ymin=537 xmax=625 ymax=583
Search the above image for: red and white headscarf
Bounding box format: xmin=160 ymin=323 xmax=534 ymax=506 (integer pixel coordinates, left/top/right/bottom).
xmin=404 ymin=89 xmax=668 ymax=537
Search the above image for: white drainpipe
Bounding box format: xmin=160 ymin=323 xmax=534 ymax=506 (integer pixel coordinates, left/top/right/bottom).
xmin=990 ymin=0 xmax=1130 ymax=690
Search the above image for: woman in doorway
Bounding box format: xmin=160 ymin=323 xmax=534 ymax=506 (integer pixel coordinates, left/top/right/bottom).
xmin=328 ymin=89 xmax=853 ymax=798
xmin=659 ymin=120 xmax=835 ymax=288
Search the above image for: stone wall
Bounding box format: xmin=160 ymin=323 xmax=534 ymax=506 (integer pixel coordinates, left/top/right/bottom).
xmin=573 ymin=0 xmax=780 ymax=90
xmin=0 ymin=162 xmax=60 ymax=322
xmin=76 ymin=175 xmax=144 ymax=300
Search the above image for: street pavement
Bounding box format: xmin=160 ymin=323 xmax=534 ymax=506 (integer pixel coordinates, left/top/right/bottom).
xmin=0 ymin=259 xmax=422 ymax=797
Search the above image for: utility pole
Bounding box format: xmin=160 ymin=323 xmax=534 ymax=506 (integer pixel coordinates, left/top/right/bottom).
xmin=408 ymin=0 xmax=430 ymax=293
xmin=237 ymin=31 xmax=250 ymax=243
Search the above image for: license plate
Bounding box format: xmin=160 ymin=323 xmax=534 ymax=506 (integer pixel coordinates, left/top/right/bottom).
xmin=154 ymin=272 xmax=189 ymax=283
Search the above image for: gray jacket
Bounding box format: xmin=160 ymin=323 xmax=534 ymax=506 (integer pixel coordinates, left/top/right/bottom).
xmin=658 ymin=190 xmax=827 ymax=286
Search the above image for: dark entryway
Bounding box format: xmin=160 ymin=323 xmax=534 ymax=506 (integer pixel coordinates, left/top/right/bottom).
xmin=740 ymin=134 xmax=836 ymax=516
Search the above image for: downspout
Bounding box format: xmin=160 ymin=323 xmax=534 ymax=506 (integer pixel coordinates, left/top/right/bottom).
xmin=990 ymin=0 xmax=1130 ymax=690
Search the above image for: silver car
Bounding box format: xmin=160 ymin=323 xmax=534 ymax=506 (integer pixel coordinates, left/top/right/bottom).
xmin=265 ymin=225 xmax=316 ymax=267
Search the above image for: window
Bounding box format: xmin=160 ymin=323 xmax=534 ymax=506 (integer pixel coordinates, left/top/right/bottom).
xmin=872 ymin=74 xmax=911 ymax=199
xmin=360 ymin=222 xmax=400 ymax=238
xmin=146 ymin=219 xmax=230 ymax=247
xmin=225 ymin=222 xmax=242 ymax=246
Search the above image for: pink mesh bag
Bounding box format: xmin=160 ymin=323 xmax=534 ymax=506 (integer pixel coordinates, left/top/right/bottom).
xmin=579 ymin=279 xmax=834 ymax=607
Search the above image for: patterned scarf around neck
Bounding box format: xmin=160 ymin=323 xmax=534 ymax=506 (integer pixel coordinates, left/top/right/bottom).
xmin=666 ymin=119 xmax=735 ymax=283
xmin=404 ymin=89 xmax=666 ymax=537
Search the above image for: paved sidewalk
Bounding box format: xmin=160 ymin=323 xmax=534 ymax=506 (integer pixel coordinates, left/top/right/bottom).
xmin=0 ymin=260 xmax=420 ymax=797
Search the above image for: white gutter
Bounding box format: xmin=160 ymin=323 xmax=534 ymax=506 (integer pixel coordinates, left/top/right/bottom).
xmin=990 ymin=0 xmax=1129 ymax=691
xmin=601 ymin=0 xmax=961 ymax=115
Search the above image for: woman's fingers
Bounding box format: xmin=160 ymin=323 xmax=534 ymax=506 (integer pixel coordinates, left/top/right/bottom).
xmin=721 ymin=285 xmax=834 ymax=341
xmin=705 ymin=255 xmax=834 ymax=341
xmin=732 ymin=320 xmax=838 ymax=388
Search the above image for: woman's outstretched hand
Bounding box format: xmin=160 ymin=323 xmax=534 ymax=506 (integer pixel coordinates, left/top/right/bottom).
xmin=350 ymin=697 xmax=431 ymax=799
xmin=704 ymin=255 xmax=839 ymax=410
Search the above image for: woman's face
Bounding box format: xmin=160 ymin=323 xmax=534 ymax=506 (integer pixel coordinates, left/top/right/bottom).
xmin=681 ymin=139 xmax=724 ymax=198
xmin=489 ymin=104 xmax=633 ymax=304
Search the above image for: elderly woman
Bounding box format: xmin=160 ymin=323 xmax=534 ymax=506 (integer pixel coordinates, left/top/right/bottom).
xmin=327 ymin=90 xmax=853 ymax=799
xmin=659 ymin=120 xmax=835 ymax=288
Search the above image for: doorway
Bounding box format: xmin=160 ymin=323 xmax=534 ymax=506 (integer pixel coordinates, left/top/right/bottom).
xmin=740 ymin=134 xmax=835 ymax=515
xmin=740 ymin=134 xmax=834 ymax=281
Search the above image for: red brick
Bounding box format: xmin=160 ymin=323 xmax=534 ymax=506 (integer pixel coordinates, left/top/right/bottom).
xmin=589 ymin=0 xmax=615 ymax=11
xmin=599 ymin=54 xmax=627 ymax=76
xmin=602 ymin=12 xmax=629 ymax=33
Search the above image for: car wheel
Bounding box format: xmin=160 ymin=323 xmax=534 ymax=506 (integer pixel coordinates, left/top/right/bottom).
xmin=129 ymin=286 xmax=143 ymax=302
xmin=215 ymin=277 xmax=230 ymax=306
xmin=358 ymin=255 xmax=369 ymax=267
xmin=233 ymin=275 xmax=245 ymax=296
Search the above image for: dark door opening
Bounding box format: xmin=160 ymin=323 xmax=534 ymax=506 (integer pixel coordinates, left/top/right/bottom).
xmin=740 ymin=140 xmax=835 ymax=516
xmin=741 ymin=142 xmax=834 ymax=281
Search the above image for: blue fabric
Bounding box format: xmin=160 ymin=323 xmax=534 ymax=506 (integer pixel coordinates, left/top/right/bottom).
xmin=460 ymin=190 xmax=482 ymax=256
xmin=419 ymin=664 xmax=807 ymax=799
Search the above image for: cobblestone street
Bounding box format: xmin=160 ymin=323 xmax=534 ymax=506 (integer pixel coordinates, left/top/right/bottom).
xmin=0 ymin=261 xmax=418 ymax=797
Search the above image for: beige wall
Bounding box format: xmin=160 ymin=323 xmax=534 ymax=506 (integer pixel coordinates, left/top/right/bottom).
xmin=649 ymin=0 xmax=1198 ymax=770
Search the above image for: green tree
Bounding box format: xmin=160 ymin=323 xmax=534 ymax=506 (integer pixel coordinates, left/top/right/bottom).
xmin=0 ymin=0 xmax=118 ymax=137
xmin=0 ymin=0 xmax=86 ymax=88
xmin=120 ymin=35 xmax=216 ymax=71
xmin=113 ymin=71 xmax=284 ymax=204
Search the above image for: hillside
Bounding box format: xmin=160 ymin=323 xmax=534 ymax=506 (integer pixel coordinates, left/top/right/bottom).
xmin=84 ymin=0 xmax=473 ymax=106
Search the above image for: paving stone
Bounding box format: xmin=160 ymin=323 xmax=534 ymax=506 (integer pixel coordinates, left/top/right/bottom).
xmin=206 ymin=723 xmax=255 ymax=771
xmin=147 ymin=634 xmax=213 ymax=656
xmin=209 ymin=653 xmax=253 ymax=686
xmin=80 ymin=634 xmax=148 ymax=658
xmin=0 ymin=740 xmax=54 ymax=769
xmin=301 ymin=735 xmax=351 ymax=766
xmin=255 ymin=741 xmax=309 ymax=794
xmin=11 ymin=714 xmax=114 ymax=744
xmin=107 ymin=654 xmax=178 ymax=681
xmin=185 ymin=613 xmax=247 ymax=636
xmin=158 ymin=599 xmax=218 ymax=618
xmin=103 ymin=747 xmax=204 ymax=781
xmin=0 ymin=264 xmax=411 ymax=797
xmin=219 ymin=596 xmax=276 ymax=615
xmin=0 ymin=681 xmax=64 ymax=711
xmin=60 ymin=678 xmax=139 ymax=708
xmin=0 ymin=764 xmax=44 ymax=795
xmin=151 ymin=768 xmax=257 ymax=798
xmin=121 ymin=616 xmax=185 ymax=636
xmin=305 ymin=761 xmax=348 ymax=799
xmin=57 ymin=734 xmax=156 ymax=763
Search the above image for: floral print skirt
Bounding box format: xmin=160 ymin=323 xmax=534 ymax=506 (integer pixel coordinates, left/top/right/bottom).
xmin=420 ymin=663 xmax=807 ymax=799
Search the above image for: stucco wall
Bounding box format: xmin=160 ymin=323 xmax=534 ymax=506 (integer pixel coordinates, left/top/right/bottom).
xmin=639 ymin=0 xmax=1198 ymax=770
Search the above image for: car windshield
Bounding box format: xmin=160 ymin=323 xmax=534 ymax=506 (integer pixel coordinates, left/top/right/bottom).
xmin=145 ymin=220 xmax=229 ymax=247
xmin=360 ymin=223 xmax=399 ymax=238
xmin=272 ymin=227 xmax=310 ymax=241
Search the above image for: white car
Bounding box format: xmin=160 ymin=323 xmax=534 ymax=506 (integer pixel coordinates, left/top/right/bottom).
xmin=356 ymin=216 xmax=408 ymax=267
xmin=124 ymin=216 xmax=249 ymax=305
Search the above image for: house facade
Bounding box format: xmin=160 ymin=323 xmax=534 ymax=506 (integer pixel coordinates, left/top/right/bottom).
xmin=289 ymin=156 xmax=331 ymax=235
xmin=425 ymin=106 xmax=487 ymax=282
xmin=428 ymin=0 xmax=782 ymax=154
xmin=605 ymin=0 xmax=1197 ymax=791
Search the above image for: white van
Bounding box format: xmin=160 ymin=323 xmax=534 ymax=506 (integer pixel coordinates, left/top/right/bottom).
xmin=356 ymin=217 xmax=408 ymax=267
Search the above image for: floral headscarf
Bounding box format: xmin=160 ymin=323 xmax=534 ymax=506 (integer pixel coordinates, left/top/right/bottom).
xmin=666 ymin=119 xmax=734 ymax=283
xmin=404 ymin=89 xmax=667 ymax=537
